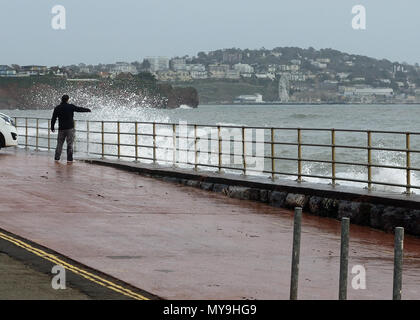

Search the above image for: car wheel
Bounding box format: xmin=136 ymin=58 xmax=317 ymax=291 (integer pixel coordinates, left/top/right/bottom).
xmin=0 ymin=133 xmax=5 ymax=148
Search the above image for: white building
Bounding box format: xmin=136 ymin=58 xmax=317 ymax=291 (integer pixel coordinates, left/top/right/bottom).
xmin=170 ymin=58 xmax=187 ymax=71
xmin=379 ymin=79 xmax=391 ymax=84
xmin=145 ymin=57 xmax=170 ymax=72
xmin=0 ymin=65 xmax=17 ymax=77
xmin=255 ymin=73 xmax=275 ymax=80
xmin=186 ymin=64 xmax=206 ymax=72
xmin=21 ymin=65 xmax=48 ymax=76
xmin=337 ymin=73 xmax=350 ymax=80
xmin=208 ymin=64 xmax=230 ymax=78
xmin=311 ymin=61 xmax=328 ymax=69
xmin=225 ymin=69 xmax=240 ymax=79
xmin=190 ymin=70 xmax=208 ymax=79
xmin=234 ymin=93 xmax=263 ymax=103
xmin=279 ymin=65 xmax=300 ymax=72
xmin=270 ymin=51 xmax=282 ymax=57
xmin=233 ymin=63 xmax=254 ymax=74
xmin=79 ymin=67 xmax=91 ymax=73
xmin=112 ymin=62 xmax=137 ymax=74
xmin=341 ymin=87 xmax=394 ymax=97
xmin=316 ymin=58 xmax=331 ymax=64
xmin=289 ymin=73 xmax=306 ymax=82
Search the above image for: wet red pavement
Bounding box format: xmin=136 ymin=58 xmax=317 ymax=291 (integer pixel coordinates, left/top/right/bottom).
xmin=1 ymin=148 xmax=420 ymax=299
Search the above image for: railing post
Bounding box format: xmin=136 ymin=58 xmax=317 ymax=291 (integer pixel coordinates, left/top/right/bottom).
xmin=271 ymin=128 xmax=275 ymax=181
xmin=36 ymin=118 xmax=39 ymax=150
xmin=25 ymin=118 xmax=28 ymax=148
xmin=173 ymin=123 xmax=176 ymax=166
xmin=153 ymin=123 xmax=157 ymax=163
xmin=393 ymin=227 xmax=404 ymax=300
xmin=101 ymin=121 xmax=105 ymax=159
xmin=73 ymin=120 xmax=77 ymax=154
xmin=297 ymin=128 xmax=302 ymax=182
xmin=406 ymin=133 xmax=411 ymax=194
xmin=290 ymin=207 xmax=302 ymax=300
xmin=135 ymin=122 xmax=138 ymax=162
xmin=367 ymin=131 xmax=372 ymax=190
xmin=218 ymin=125 xmax=222 ymax=173
xmin=242 ymin=127 xmax=246 ymax=175
xmin=331 ymin=129 xmax=336 ymax=186
xmin=117 ymin=121 xmax=121 ymax=159
xmin=86 ymin=121 xmax=90 ymax=156
xmin=14 ymin=117 xmax=18 ymax=139
xmin=48 ymin=119 xmax=51 ymax=151
xmin=339 ymin=217 xmax=350 ymax=300
xmin=194 ymin=124 xmax=198 ymax=171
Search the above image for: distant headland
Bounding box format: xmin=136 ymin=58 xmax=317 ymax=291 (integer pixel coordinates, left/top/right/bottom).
xmin=1 ymin=46 xmax=420 ymax=107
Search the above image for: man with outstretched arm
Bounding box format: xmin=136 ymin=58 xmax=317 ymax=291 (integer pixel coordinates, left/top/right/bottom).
xmin=51 ymin=95 xmax=91 ymax=163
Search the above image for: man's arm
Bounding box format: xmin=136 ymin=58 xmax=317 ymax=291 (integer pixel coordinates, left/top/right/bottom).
xmin=72 ymin=104 xmax=91 ymax=113
xmin=51 ymin=108 xmax=58 ymax=132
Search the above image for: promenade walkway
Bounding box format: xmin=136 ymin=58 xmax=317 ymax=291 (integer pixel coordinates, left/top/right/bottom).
xmin=1 ymin=148 xmax=420 ymax=299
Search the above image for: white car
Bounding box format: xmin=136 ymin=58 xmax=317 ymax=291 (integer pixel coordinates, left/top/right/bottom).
xmin=0 ymin=113 xmax=18 ymax=149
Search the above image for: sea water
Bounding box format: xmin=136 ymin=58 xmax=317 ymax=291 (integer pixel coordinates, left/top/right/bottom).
xmin=3 ymin=103 xmax=420 ymax=193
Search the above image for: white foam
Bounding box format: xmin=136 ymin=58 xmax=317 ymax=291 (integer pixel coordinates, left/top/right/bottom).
xmin=178 ymin=104 xmax=193 ymax=109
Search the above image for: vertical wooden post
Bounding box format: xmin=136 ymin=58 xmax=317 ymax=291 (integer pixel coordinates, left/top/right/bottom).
xmin=393 ymin=227 xmax=404 ymax=300
xmin=290 ymin=207 xmax=302 ymax=300
xmin=339 ymin=217 xmax=350 ymax=300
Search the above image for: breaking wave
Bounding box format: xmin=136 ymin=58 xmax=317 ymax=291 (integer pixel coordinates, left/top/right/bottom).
xmin=30 ymin=84 xmax=170 ymax=123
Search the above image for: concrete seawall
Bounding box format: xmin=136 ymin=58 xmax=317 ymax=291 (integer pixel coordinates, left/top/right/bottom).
xmin=83 ymin=159 xmax=420 ymax=237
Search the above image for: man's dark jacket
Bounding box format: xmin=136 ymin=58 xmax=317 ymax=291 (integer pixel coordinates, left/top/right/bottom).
xmin=51 ymin=102 xmax=91 ymax=131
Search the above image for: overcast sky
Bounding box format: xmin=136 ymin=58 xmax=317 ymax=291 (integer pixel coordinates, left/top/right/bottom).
xmin=1 ymin=0 xmax=419 ymax=66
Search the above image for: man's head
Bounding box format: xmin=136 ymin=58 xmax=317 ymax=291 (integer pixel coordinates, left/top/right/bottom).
xmin=61 ymin=95 xmax=70 ymax=103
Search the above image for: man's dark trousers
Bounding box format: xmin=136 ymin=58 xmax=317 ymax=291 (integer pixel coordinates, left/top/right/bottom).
xmin=55 ymin=128 xmax=75 ymax=161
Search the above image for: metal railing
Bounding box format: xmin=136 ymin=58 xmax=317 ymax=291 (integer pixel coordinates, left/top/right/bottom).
xmin=13 ymin=116 xmax=420 ymax=194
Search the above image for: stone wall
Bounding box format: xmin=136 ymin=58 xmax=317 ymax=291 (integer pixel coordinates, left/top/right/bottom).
xmin=86 ymin=159 xmax=420 ymax=237
xmin=155 ymin=177 xmax=420 ymax=237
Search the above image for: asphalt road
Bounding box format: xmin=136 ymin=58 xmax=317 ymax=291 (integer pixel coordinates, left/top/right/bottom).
xmin=1 ymin=148 xmax=420 ymax=299
xmin=0 ymin=252 xmax=89 ymax=300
